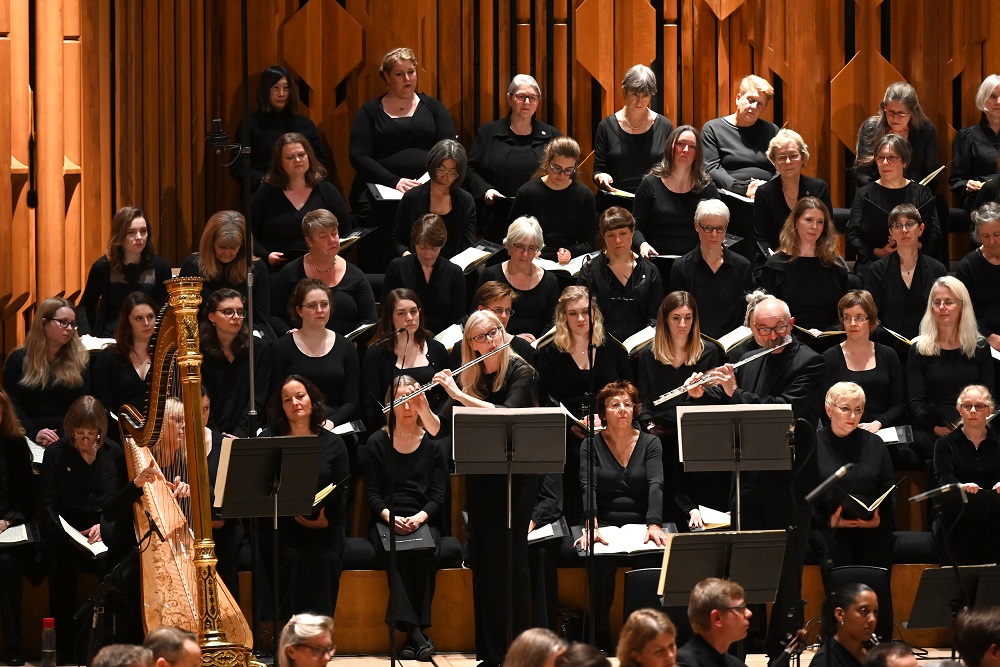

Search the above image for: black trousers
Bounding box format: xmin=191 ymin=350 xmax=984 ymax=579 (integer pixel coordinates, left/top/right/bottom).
xmin=258 ymin=524 xmax=345 ymax=623
xmin=527 ymin=539 xmax=560 ymax=630
xmin=590 ymin=551 xmax=663 ymax=650
xmin=42 ymin=534 xmax=108 ymax=660
xmin=0 ymin=546 xmax=30 ymax=653
xmin=371 ymin=525 xmax=442 ymax=630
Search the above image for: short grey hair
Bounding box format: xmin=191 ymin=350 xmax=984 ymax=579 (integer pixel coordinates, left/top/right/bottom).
xmin=972 ymin=202 xmax=1000 ymax=241
xmin=767 ymin=128 xmax=811 ymax=166
xmin=975 ymin=75 xmax=1000 ymax=112
xmin=504 ymin=216 xmax=544 ymax=250
xmin=93 ymin=645 xmax=153 ymax=667
xmin=622 ymin=64 xmax=657 ymax=96
xmin=425 ymin=138 xmax=467 ymax=191
xmin=143 ymin=626 xmax=198 ymax=663
xmin=508 ymin=74 xmax=541 ymax=97
xmin=279 ymin=614 xmax=335 ymax=667
xmin=694 ymin=199 xmax=731 ymax=225
xmin=825 ymin=381 xmax=866 ymax=407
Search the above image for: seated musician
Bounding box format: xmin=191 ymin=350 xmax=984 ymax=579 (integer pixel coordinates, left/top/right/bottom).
xmin=91 ymin=293 xmax=159 ymax=423
xmin=809 ymin=584 xmax=880 ymax=667
xmin=446 ymin=281 xmax=536 ymax=367
xmin=676 ymin=578 xmax=752 ymax=667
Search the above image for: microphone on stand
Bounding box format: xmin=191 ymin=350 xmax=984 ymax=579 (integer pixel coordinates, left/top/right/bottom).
xmin=372 ymin=328 xmax=406 ymax=347
xmin=909 ymin=483 xmax=966 ymax=504
xmin=804 ymin=463 xmax=853 ymax=504
xmin=145 ymin=510 xmax=166 ymax=542
xmin=206 ymin=118 xmax=232 ymax=155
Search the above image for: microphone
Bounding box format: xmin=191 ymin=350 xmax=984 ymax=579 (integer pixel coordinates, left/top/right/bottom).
xmin=145 ymin=510 xmax=166 ymax=543
xmin=804 ymin=463 xmax=853 ymax=504
xmin=372 ymin=327 xmax=406 ymax=346
xmin=206 ymin=118 xmax=231 ymax=155
xmin=909 ymin=483 xmax=964 ymax=504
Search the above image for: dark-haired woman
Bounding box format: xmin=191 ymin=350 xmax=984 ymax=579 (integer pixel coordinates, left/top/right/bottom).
xmin=270 ymin=280 xmax=360 ymax=428
xmin=809 ymin=584 xmax=880 ymax=667
xmin=392 ymin=139 xmax=476 ymax=259
xmin=631 ymin=126 xmax=720 ymax=259
xmin=360 ymin=376 xmax=446 ymax=660
xmin=229 ymin=65 xmax=329 ymax=194
xmin=91 ymin=293 xmax=158 ymax=422
xmin=854 ymin=82 xmax=940 ymax=188
xmin=3 ymin=299 xmax=90 ymax=447
xmin=202 ymin=289 xmax=271 ymax=437
xmin=361 ymin=289 xmax=449 ymax=431
xmin=77 ymin=207 xmax=170 ymax=338
xmin=251 ymin=132 xmax=352 ymax=271
xmin=260 ymin=376 xmax=350 ymax=622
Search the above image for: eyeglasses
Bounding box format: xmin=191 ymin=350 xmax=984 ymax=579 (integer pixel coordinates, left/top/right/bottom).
xmin=722 ymin=605 xmax=749 ymax=614
xmin=696 ymin=222 xmax=728 ymax=235
xmin=884 ymin=109 xmax=910 ymax=119
xmin=511 ymin=243 xmax=540 ymax=255
xmin=298 ymin=644 xmax=335 ymax=658
xmin=775 ymin=152 xmax=801 ymax=162
xmin=932 ymin=299 xmax=959 ymax=309
xmin=842 ymin=315 xmax=869 ymax=324
xmin=215 ymin=308 xmax=246 ymax=319
xmin=489 ymin=307 xmax=514 ymax=317
xmin=959 ymin=403 xmax=992 ymax=412
xmin=470 ymin=326 xmax=502 ymax=344
xmin=835 ymin=405 xmax=865 ymax=416
xmin=513 ymin=93 xmax=539 ymax=104
xmin=548 ymin=162 xmax=577 ymax=176
xmin=303 ymin=301 xmax=331 ymax=312
xmin=754 ymin=321 xmax=790 ymax=336
xmin=608 ymin=401 xmax=634 ymax=411
xmin=889 ymin=220 xmax=920 ymax=231
xmin=877 ymin=154 xmax=901 ymax=164
xmin=435 ymin=167 xmax=460 ymax=180
xmin=47 ymin=318 xmax=79 ymax=330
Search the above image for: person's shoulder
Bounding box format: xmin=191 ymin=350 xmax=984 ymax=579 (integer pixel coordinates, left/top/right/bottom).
xmin=532 ymin=119 xmax=560 ymax=139
xmin=763 ymin=251 xmax=792 ymax=269
xmin=722 ymin=247 xmax=752 ymax=269
xmin=480 ymin=263 xmax=504 ymax=281
xmin=956 ymin=247 xmax=987 ymax=273
xmin=288 ymin=112 xmax=321 ymax=133
xmin=702 ymin=116 xmax=728 ymax=132
xmin=568 ymin=180 xmax=595 ymax=198
xmin=453 ymin=186 xmax=475 ymax=205
xmin=88 ymin=255 xmax=112 ymax=273
xmin=822 ymin=341 xmax=845 ymax=364
xmin=538 ymin=269 xmax=560 ymax=288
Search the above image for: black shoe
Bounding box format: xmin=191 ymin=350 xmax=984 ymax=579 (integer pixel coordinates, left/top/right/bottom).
xmin=415 ymin=640 xmax=435 ymax=662
xmin=8 ymin=654 xmax=25 ymax=666
xmin=398 ymin=644 xmax=417 ymax=660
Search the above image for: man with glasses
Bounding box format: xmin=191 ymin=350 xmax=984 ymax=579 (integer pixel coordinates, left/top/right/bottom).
xmin=677 ymin=578 xmax=753 ymax=667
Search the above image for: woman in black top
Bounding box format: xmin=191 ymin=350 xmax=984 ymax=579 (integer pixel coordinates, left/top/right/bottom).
xmin=260 ymin=376 xmax=350 ymax=623
xmin=229 ymin=65 xmax=329 ymax=194
xmin=179 ymin=210 xmax=272 ymax=338
xmin=383 ymin=214 xmax=465 ymax=335
xmin=77 ymin=206 xmax=170 ymax=338
xmin=809 ymin=584 xmax=879 ymax=667
xmin=432 ymin=310 xmax=538 ymax=667
xmin=91 ymin=292 xmax=157 ymax=422
xmin=0 ymin=391 xmax=35 ymax=664
xmin=933 ymin=384 xmax=1000 ymax=564
xmin=476 ymin=217 xmax=560 ymax=341
xmin=251 ymin=132 xmax=352 ymax=272
xmin=269 ymin=208 xmax=377 ymax=337
xmin=847 ymin=134 xmax=942 ymax=278
xmin=955 ymin=203 xmax=1000 ymax=349
xmin=950 ymin=74 xmax=1000 ymax=211
xmin=536 ymin=286 xmax=632 ymax=523
xmin=270 ymin=280 xmax=360 ymax=428
xmin=508 ymin=136 xmax=598 ymax=263
xmin=908 ymin=277 xmax=995 ymax=463
xmin=392 ymin=139 xmax=476 ymax=259
xmin=636 ymin=291 xmax=722 ymax=529
xmin=3 ymin=298 xmax=90 ymax=447
xmin=466 ymin=74 xmax=561 ymax=242
xmin=854 ymin=82 xmax=940 ymax=188
xmin=201 ymin=289 xmax=271 ymax=437
xmin=360 ymin=376 xmax=447 ymax=661
xmin=361 ymin=289 xmax=449 ymax=431
xmin=577 ymin=207 xmax=663 ymax=344
xmin=864 ymin=204 xmax=947 ymax=341
xmin=592 ymin=65 xmax=674 ymax=214
xmin=575 ymin=380 xmax=667 ymax=651
xmin=762 ymin=197 xmax=850 ymax=333
xmin=348 ymin=47 xmax=457 ymax=214
xmin=811 ymin=382 xmax=896 ymax=571
xmin=632 ymin=125 xmax=720 ymax=258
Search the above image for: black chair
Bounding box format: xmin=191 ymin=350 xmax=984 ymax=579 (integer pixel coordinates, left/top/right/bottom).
xmin=622 ymin=567 xmax=694 ymax=648
xmin=826 ymin=565 xmax=893 ymax=642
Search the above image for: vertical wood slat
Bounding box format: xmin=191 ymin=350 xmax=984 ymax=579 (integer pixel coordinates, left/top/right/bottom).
xmin=35 ymin=0 xmax=65 ymax=300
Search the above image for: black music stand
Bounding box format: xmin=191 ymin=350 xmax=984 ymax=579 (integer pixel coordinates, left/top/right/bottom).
xmin=452 ymin=407 xmax=565 ymax=647
xmin=676 ymin=404 xmax=794 ymax=529
xmin=906 ymin=564 xmax=1000 ymax=659
xmin=214 ymin=435 xmax=325 ymax=658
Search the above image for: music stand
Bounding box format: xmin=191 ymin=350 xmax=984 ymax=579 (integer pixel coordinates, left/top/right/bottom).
xmin=676 ymin=404 xmax=794 ymax=529
xmin=907 ymin=565 xmax=1000 ymax=628
xmin=452 ymin=407 xmax=565 ymax=647
xmin=214 ymin=435 xmax=326 ymax=658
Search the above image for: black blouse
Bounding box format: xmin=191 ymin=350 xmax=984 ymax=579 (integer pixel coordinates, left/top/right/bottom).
xmin=813 ymin=427 xmax=896 ymax=522
xmin=955 ymin=248 xmax=1000 ymax=338
xmin=846 ymin=181 xmax=941 ymax=268
xmin=907 ymin=343 xmax=995 ymax=430
xmin=383 ymin=253 xmax=466 ymax=335
xmin=536 ymin=342 xmax=633 ymax=418
xmin=581 ymin=430 xmax=663 ymax=527
xmin=669 ymin=247 xmax=755 ymax=339
xmin=202 ymin=340 xmax=272 ymax=437
xmin=577 ymin=253 xmax=664 ymax=344
xmin=3 ymin=348 xmax=89 ymax=439
xmin=752 ymin=175 xmax=834 ymax=252
xmin=76 ymin=256 xmax=172 ymax=337
xmin=361 ymin=431 xmax=448 ymax=524
xmin=91 ymin=348 xmax=149 ymax=421
xmin=822 ymin=343 xmax=906 ymax=428
xmin=360 ymin=340 xmax=450 ymax=430
xmin=632 ymin=175 xmax=720 ymax=256
xmin=178 ymin=254 xmax=272 ymax=334
xmin=250 ymin=180 xmax=352 ymax=262
xmin=854 ymin=118 xmax=940 ymax=187
xmin=637 ymin=341 xmax=721 ymax=424
xmin=951 ymin=114 xmax=1000 ymax=209
xmin=229 ymin=110 xmax=330 ymax=192
xmin=391 ymin=182 xmax=477 ymax=259
xmin=864 ymin=252 xmax=948 ymax=340
xmin=270 ymin=334 xmax=361 ymax=426
xmin=269 ymin=257 xmax=377 ymax=336
xmin=593 ymin=114 xmax=674 ymax=194
xmin=507 ymin=179 xmax=598 ymax=260
xmin=40 ymin=439 xmax=121 ymax=535
xmin=760 ymin=253 xmax=849 ymax=331
xmin=476 ymin=265 xmax=560 ymax=338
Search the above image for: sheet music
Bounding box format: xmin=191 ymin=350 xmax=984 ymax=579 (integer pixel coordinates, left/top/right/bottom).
xmin=0 ymin=524 xmax=29 ymax=545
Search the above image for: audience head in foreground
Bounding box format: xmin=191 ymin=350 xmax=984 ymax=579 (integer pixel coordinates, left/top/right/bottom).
xmin=555 ymin=642 xmax=611 ymax=667
xmin=503 ymin=628 xmax=568 ymax=667
xmin=955 ymin=606 xmax=1000 ymax=667
xmin=618 ymin=608 xmax=677 ymax=667
xmin=279 ymin=613 xmax=336 ymax=667
xmin=92 ymin=644 xmax=153 ymax=667
xmin=685 ymin=577 xmax=751 ymax=655
xmin=143 ymin=626 xmax=201 ymax=667
xmin=864 ymin=642 xmax=916 ymax=667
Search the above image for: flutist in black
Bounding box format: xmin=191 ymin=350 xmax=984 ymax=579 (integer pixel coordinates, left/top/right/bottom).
xmin=432 ymin=310 xmax=538 ymax=667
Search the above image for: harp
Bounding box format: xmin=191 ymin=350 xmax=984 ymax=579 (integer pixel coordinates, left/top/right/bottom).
xmin=118 ymin=277 xmax=256 ymax=667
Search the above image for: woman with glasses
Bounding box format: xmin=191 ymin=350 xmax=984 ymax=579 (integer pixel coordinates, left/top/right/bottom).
xmin=576 ymin=207 xmax=663 ymax=344
xmin=847 ymin=134 xmax=942 ymax=279
xmin=477 ymin=217 xmax=560 ymax=341
xmin=933 ymin=384 xmax=1000 ymax=564
xmin=201 ymin=289 xmax=271 ymax=438
xmin=269 ymin=208 xmax=376 ymax=337
xmin=956 ymin=203 xmax=1000 ymax=353
xmin=432 ymin=309 xmax=538 ymax=667
xmin=91 ymin=292 xmax=159 ymax=422
xmin=908 ymin=276 xmax=995 ymax=464
xmin=575 ymin=380 xmax=667 ymax=651
xmin=3 ymin=298 xmax=90 ymax=447
xmin=77 ymin=206 xmax=171 ymax=338
xmin=392 ymin=139 xmax=477 ymax=260
xmin=466 ymin=74 xmax=561 ymax=243
xmin=761 ymin=197 xmax=850 ymax=333
xmin=271 ymin=279 xmax=360 ymax=428
xmin=863 ymin=204 xmax=947 ymax=341
xmin=278 ymin=613 xmax=336 ymax=667
xmin=592 ymin=65 xmax=674 ymax=215
xmin=950 ymin=75 xmax=1000 ymax=212
xmin=854 ymin=82 xmax=940 ymax=188
xmin=251 ymin=132 xmax=352 ymax=272
xmin=632 ymin=125 xmax=720 ymax=259
xmin=810 ymin=382 xmax=896 ymax=571
xmin=508 ymin=136 xmax=598 ymax=264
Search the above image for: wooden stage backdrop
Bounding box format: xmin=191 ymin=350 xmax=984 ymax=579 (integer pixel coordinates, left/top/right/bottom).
xmin=2 ymin=0 xmax=999 ymax=352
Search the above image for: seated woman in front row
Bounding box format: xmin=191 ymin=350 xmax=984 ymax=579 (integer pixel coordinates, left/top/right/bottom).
xmin=809 ymin=584 xmax=881 ymax=667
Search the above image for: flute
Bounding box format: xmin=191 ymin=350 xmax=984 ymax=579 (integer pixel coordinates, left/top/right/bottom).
xmin=652 ymin=338 xmax=792 ymax=406
xmin=381 ymin=341 xmax=511 ymax=413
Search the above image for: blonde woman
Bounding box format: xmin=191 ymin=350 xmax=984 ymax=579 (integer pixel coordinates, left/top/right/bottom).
xmin=617 ymin=609 xmax=677 ymax=667
xmin=278 ymin=613 xmax=335 ymax=667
